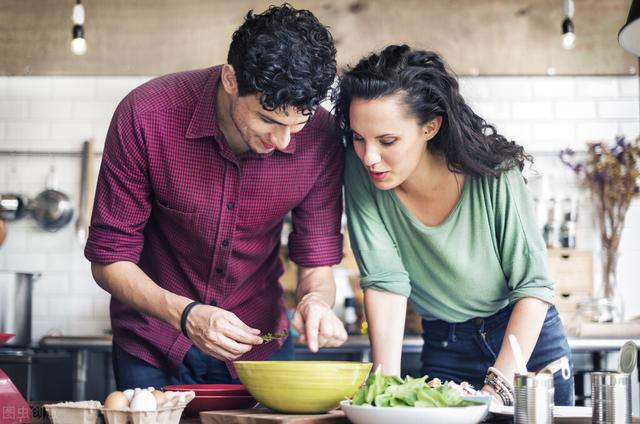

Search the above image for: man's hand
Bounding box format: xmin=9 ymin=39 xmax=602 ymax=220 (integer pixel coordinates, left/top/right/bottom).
xmin=291 ymin=293 xmax=348 ymax=352
xmin=185 ymin=304 xmax=263 ymax=361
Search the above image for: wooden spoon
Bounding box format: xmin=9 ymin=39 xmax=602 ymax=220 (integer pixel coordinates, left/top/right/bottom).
xmin=0 ymin=219 xmax=7 ymax=246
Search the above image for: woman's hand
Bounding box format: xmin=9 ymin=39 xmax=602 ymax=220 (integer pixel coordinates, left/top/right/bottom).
xmin=185 ymin=304 xmax=264 ymax=361
xmin=482 ymin=383 xmax=505 ymax=407
xmin=291 ymin=293 xmax=348 ymax=352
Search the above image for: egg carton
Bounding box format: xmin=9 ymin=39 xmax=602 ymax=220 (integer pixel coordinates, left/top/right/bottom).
xmin=102 ymin=391 xmax=196 ymax=424
xmin=44 ymin=392 xmax=195 ymax=424
xmin=44 ymin=401 xmax=102 ymax=424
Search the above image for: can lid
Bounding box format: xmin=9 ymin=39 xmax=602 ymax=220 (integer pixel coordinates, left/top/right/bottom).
xmin=618 ymin=341 xmax=638 ymax=374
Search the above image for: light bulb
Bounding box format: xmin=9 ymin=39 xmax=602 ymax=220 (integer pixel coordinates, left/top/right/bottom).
xmin=71 ymin=37 xmax=87 ymax=55
xmin=562 ymin=32 xmax=576 ymax=49
xmin=72 ymin=3 xmax=85 ymax=25
xmin=561 ymin=17 xmax=575 ymax=50
xmin=71 ymin=24 xmax=86 ymax=55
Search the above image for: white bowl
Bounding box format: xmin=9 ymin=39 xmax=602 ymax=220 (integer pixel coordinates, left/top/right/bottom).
xmin=340 ymin=399 xmax=489 ymax=424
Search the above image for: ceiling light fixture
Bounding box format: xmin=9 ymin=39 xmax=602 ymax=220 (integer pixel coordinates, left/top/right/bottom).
xmin=71 ymin=0 xmax=87 ymax=56
xmin=562 ymin=0 xmax=576 ymax=50
xmin=619 ymin=0 xmax=640 ymax=56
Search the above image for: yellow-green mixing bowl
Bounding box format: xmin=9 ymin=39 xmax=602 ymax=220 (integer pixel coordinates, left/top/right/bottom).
xmin=233 ymin=360 xmax=372 ymax=413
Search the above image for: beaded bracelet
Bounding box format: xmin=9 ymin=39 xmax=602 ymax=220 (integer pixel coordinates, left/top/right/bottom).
xmin=484 ymin=367 xmax=515 ymax=406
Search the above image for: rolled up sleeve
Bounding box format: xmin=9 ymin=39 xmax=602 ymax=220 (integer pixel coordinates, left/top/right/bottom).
xmin=84 ymin=92 xmax=152 ymax=265
xmin=344 ymin=149 xmax=411 ymax=298
xmin=496 ymin=170 xmax=555 ymax=305
xmin=288 ymin=124 xmax=344 ymax=267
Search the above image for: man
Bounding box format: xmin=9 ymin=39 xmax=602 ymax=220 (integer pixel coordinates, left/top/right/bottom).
xmin=85 ymin=4 xmax=347 ymax=389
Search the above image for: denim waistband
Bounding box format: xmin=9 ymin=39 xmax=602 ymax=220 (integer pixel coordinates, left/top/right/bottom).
xmin=422 ymin=304 xmax=514 ymax=337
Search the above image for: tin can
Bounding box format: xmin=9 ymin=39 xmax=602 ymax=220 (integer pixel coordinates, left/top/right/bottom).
xmin=591 ymin=372 xmax=631 ymax=424
xmin=514 ymin=372 xmax=554 ymax=424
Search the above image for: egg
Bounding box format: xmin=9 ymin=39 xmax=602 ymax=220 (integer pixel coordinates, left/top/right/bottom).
xmin=130 ymin=390 xmax=157 ymax=411
xmin=151 ymin=390 xmax=167 ymax=406
xmin=123 ymin=389 xmax=135 ymax=401
xmin=103 ymin=391 xmax=130 ymax=410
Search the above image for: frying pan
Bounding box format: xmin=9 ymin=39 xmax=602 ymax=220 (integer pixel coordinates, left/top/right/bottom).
xmin=30 ymin=165 xmax=74 ymax=232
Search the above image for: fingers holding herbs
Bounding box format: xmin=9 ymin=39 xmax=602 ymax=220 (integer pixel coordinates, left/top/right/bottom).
xmin=185 ymin=304 xmax=263 ymax=361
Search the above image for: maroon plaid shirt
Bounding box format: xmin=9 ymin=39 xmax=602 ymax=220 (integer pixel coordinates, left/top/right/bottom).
xmin=85 ymin=66 xmax=344 ymax=376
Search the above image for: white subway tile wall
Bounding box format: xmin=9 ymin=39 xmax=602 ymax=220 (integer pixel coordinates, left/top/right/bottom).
xmin=0 ymin=75 xmax=638 ymax=342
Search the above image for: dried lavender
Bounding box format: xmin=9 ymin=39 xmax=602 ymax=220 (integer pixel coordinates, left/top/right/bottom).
xmin=560 ymin=136 xmax=640 ymax=297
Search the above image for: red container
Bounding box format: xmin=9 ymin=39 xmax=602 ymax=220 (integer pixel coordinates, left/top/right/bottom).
xmin=182 ymin=395 xmax=257 ymax=416
xmin=163 ymin=384 xmax=249 ymax=396
xmin=0 ymin=333 xmax=16 ymax=345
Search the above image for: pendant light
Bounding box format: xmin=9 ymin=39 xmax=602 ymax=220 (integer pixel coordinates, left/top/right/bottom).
xmin=71 ymin=0 xmax=87 ymax=55
xmin=562 ymin=0 xmax=576 ymax=50
xmin=619 ymin=0 xmax=640 ymax=56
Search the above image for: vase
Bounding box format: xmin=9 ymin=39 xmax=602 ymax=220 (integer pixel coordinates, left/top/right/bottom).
xmin=599 ymin=250 xmax=624 ymax=322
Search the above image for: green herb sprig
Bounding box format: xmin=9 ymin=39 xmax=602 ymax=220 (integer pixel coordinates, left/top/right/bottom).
xmin=260 ymin=330 xmax=288 ymax=343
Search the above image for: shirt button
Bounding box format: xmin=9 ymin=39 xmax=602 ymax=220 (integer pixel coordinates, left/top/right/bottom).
xmin=216 ymin=267 xmax=223 ymax=274
xmin=227 ymin=202 xmax=235 ymax=210
xmin=210 ymin=299 xmax=217 ymax=306
xmin=222 ymin=239 xmax=229 ymax=247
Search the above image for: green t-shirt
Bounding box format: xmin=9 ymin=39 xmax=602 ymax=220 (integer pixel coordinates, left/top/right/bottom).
xmin=344 ymin=147 xmax=554 ymax=323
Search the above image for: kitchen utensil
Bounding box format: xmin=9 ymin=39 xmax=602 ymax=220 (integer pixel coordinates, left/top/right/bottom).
xmin=0 ymin=218 xmax=6 ymax=246
xmin=201 ymin=409 xmax=349 ymax=424
xmin=591 ymin=372 xmax=631 ymax=424
xmin=31 ymin=165 xmax=73 ymax=232
xmin=162 ymin=384 xmax=249 ymax=396
xmin=183 ymin=394 xmax=257 ymax=417
xmin=341 ymin=399 xmax=488 ymax=424
xmin=538 ymin=355 xmax=571 ymax=380
xmin=233 ymin=360 xmax=371 ymax=413
xmin=513 ymin=372 xmax=554 ymax=424
xmin=75 ymin=139 xmax=96 ymax=242
xmin=0 ymin=193 xmax=30 ymax=221
xmin=0 ymin=272 xmax=41 ymax=346
xmin=509 ymin=334 xmax=528 ymax=375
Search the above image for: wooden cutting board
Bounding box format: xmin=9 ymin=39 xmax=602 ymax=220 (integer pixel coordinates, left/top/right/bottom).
xmin=200 ymin=409 xmax=349 ymax=424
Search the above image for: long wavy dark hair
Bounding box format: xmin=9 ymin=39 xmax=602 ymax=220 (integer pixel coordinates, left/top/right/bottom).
xmin=334 ymin=45 xmax=531 ymax=176
xmin=228 ymin=3 xmax=337 ymax=116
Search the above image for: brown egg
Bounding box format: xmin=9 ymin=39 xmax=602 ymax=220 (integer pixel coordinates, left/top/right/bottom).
xmin=152 ymin=390 xmax=167 ymax=407
xmin=104 ymin=391 xmax=130 ymax=410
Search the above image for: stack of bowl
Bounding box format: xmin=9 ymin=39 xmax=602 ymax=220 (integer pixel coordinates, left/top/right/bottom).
xmin=162 ymin=384 xmax=257 ymax=417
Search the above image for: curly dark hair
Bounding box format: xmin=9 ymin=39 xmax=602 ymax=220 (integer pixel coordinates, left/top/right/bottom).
xmin=334 ymin=45 xmax=532 ymax=176
xmin=227 ymin=3 xmax=337 ymax=116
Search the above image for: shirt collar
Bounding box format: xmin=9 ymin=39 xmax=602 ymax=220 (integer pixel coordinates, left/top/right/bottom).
xmin=185 ymin=65 xmax=297 ymax=156
xmin=185 ymin=66 xmax=224 ymax=141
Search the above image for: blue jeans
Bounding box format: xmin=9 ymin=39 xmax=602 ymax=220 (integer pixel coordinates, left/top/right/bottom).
xmin=113 ymin=335 xmax=295 ymax=390
xmin=420 ymin=305 xmax=575 ymax=406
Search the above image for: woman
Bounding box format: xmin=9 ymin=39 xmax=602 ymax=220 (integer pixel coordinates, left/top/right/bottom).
xmin=335 ymin=45 xmax=574 ymax=406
